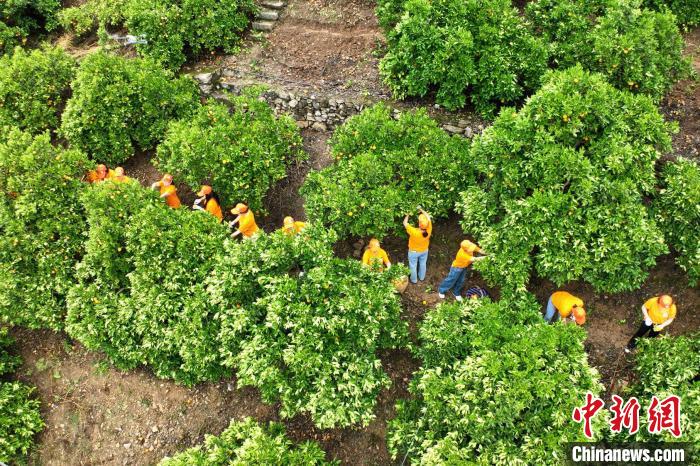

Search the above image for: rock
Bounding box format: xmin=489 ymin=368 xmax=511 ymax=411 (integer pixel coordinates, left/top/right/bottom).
xmin=151 ymin=426 xmax=159 ymax=433
xmin=252 ymin=21 xmax=274 ymax=32
xmin=199 ymin=85 xmax=213 ymax=94
xmin=123 ymin=443 xmax=131 ymax=449
xmin=296 ymin=120 xmax=309 ymax=129
xmin=261 ymin=0 xmax=286 ymax=9
xmin=194 ymin=72 xmax=213 ymax=85
xmin=257 ymin=9 xmax=279 ymax=21
xmin=353 ymin=239 xmax=365 ymax=250
xmin=464 ymin=127 xmax=473 ymax=138
xmin=443 ymin=125 xmax=463 ymax=135
xmin=311 ymin=122 xmax=327 ymax=131
xmin=458 ymin=119 xmax=469 ymax=128
xmin=352 ymin=249 xmax=362 ymax=259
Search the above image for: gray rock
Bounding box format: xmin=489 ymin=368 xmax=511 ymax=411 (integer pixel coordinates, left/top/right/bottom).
xmin=261 ymin=0 xmax=286 ymax=9
xmin=443 ymin=125 xmax=463 ymax=135
xmin=194 ymin=72 xmax=213 ymax=85
xmin=312 ymin=122 xmax=328 ymax=131
xmin=296 ymin=120 xmax=309 ymax=128
xmin=464 ymin=127 xmax=473 ymax=138
xmin=199 ymin=85 xmax=213 ymax=94
xmin=257 ymin=9 xmax=279 ymax=20
xmin=252 ymin=21 xmax=274 ymax=32
xmin=288 ymin=99 xmax=298 ymax=108
xmin=458 ymin=119 xmax=469 ymax=128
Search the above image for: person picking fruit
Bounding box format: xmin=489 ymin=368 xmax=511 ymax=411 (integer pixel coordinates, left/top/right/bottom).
xmin=230 ymin=203 xmax=259 ymax=238
xmin=403 ymin=208 xmax=432 ymax=284
xmin=150 ymin=174 xmax=181 ymax=208
xmin=193 ymin=185 xmax=223 ymax=222
xmin=362 ymin=238 xmax=391 ymax=271
xmin=87 ymin=164 xmax=113 ymax=183
xmin=281 ymin=216 xmax=306 ymax=236
xmin=544 ymin=291 xmax=586 ymax=325
xmin=110 ymin=166 xmax=130 ymax=183
xmin=438 ymin=239 xmax=487 ymax=301
xmin=625 ymin=295 xmax=676 ymax=352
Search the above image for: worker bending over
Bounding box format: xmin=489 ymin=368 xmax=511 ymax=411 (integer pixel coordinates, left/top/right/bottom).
xmin=150 ymin=174 xmax=180 ymax=208
xmin=87 ymin=164 xmax=113 ymax=183
xmin=438 ymin=239 xmax=487 ymax=301
xmin=281 ymin=216 xmax=305 ymax=236
xmin=230 ymin=203 xmax=259 ymax=238
xmin=625 ymin=295 xmax=676 ymax=352
xmin=545 ymin=291 xmax=586 ymax=325
xmin=362 ymin=238 xmax=391 ymax=271
xmin=403 ymin=208 xmax=432 ymax=284
xmin=193 ymin=185 xmax=223 ymax=222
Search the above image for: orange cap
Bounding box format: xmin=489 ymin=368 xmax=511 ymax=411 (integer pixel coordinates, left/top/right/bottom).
xmin=659 ymin=295 xmax=673 ymax=308
xmin=573 ymin=307 xmax=586 ymax=325
xmin=418 ymin=213 xmax=429 ymax=229
xmin=197 ymin=185 xmax=212 ymax=197
xmin=369 ymin=238 xmax=380 ymax=250
xmin=283 ymin=216 xmax=294 ymax=227
xmin=231 ymin=203 xmax=248 ymax=215
xmin=162 ymin=174 xmax=173 ymax=183
xmin=460 ymin=240 xmax=477 ymax=252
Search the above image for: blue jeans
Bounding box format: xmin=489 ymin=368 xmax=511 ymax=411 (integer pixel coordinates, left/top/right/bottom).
xmin=544 ymin=296 xmax=559 ymax=323
xmin=408 ymin=250 xmax=429 ymax=283
xmin=438 ymin=266 xmax=469 ymax=296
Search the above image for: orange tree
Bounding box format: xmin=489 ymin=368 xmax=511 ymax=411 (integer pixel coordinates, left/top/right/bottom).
xmin=301 ymin=103 xmax=472 ymax=239
xmin=457 ymin=66 xmax=672 ymax=295
xmin=388 ymin=295 xmax=604 ymax=464
xmin=0 ymin=128 xmax=90 ymax=330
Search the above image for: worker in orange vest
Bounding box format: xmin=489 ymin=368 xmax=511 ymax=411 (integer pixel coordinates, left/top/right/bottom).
xmin=150 ymin=174 xmax=181 ymax=208
xmin=110 ymin=167 xmax=130 ymax=183
xmin=545 ymin=291 xmax=587 ymax=325
xmin=87 ymin=164 xmax=113 ymax=183
xmin=438 ymin=239 xmax=487 ymax=301
xmin=362 ymin=238 xmax=391 ymax=271
xmin=281 ymin=216 xmax=306 ymax=236
xmin=403 ymin=208 xmax=432 ymax=283
xmin=193 ymin=185 xmax=223 ymax=222
xmin=230 ymin=203 xmax=259 ymax=238
xmin=625 ymin=295 xmax=677 ymax=352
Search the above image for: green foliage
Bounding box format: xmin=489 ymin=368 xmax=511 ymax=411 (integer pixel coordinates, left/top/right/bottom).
xmin=457 ymin=66 xmax=671 ymax=295
xmin=66 ymin=181 xmax=231 ymax=385
xmin=630 ymin=334 xmax=699 ymax=449
xmin=159 ymin=417 xmax=334 ymax=465
xmin=388 ymin=297 xmax=605 ymax=464
xmin=301 ymin=104 xmax=473 ymax=239
xmin=211 ymin=226 xmax=409 ymax=428
xmin=59 ymin=0 xmax=128 ymax=37
xmin=126 ymin=0 xmax=255 ymax=69
xmin=0 ymin=46 xmax=76 ymax=134
xmin=527 ymin=0 xmax=692 ymax=100
xmin=0 ymin=128 xmax=90 ymax=330
xmin=156 ymin=92 xmax=304 ymax=213
xmin=0 ymin=0 xmax=61 ymax=55
xmin=654 ymin=159 xmax=700 ymax=286
xmin=643 ymin=0 xmax=700 ymax=26
xmin=376 ymin=0 xmax=548 ymax=114
xmin=60 ymin=52 xmax=199 ymax=165
xmin=0 ymin=328 xmax=44 ymax=463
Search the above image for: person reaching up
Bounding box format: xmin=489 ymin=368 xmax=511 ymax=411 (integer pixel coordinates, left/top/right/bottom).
xmin=403 ymin=208 xmax=432 ymax=284
xmin=193 ymin=185 xmax=222 ymax=222
xmin=150 ymin=174 xmax=180 ymax=208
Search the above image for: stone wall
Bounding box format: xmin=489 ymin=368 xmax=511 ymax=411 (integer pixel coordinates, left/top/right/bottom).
xmin=193 ymin=70 xmax=484 ymax=138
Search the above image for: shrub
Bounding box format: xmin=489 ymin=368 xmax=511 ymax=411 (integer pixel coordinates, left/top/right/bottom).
xmin=60 ymin=52 xmax=199 ymax=165
xmin=159 ymin=417 xmax=334 ymax=465
xmin=0 ymin=128 xmax=90 ymax=330
xmin=59 ymin=0 xmax=128 ymax=37
xmin=156 ymin=92 xmax=304 ymax=213
xmin=301 ymin=104 xmax=473 ymax=239
xmin=0 ymin=328 xmax=44 ymax=463
xmin=643 ymin=0 xmax=700 ymax=26
xmin=527 ymin=0 xmax=692 ymax=101
xmin=230 ymin=259 xmax=408 ymax=428
xmin=126 ymin=0 xmax=255 ymax=69
xmin=629 ymin=334 xmax=699 ymax=450
xmin=0 ymin=0 xmax=61 ymax=55
xmin=0 ymin=46 xmax=76 ymax=134
xmin=376 ymin=0 xmax=548 ymax=114
xmin=66 ymin=181 xmax=231 ymax=384
xmin=457 ymin=66 xmax=671 ymax=295
xmin=388 ymin=297 xmax=605 ymax=464
xmin=654 ymin=159 xmax=700 ymax=286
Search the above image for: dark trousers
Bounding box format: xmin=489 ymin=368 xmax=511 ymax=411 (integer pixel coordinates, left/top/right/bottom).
xmin=627 ymin=321 xmax=659 ymax=349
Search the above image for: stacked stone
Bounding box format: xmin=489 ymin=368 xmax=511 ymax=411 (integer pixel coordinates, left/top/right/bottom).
xmin=193 ymin=70 xmax=483 ymax=137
